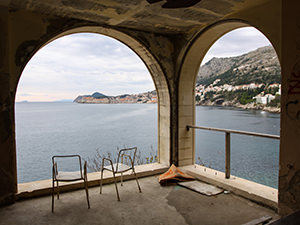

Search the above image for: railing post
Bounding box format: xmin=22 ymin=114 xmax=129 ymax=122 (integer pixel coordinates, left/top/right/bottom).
xmin=186 ymin=125 xmax=190 ymax=131
xmin=225 ymin=132 xmax=231 ymax=179
xmin=187 ymin=124 xmax=279 ymax=179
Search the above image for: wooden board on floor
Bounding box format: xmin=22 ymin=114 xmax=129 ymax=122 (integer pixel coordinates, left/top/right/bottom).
xmin=177 ymin=180 xmax=223 ymax=196
xmin=242 ymin=215 xmax=272 ymax=225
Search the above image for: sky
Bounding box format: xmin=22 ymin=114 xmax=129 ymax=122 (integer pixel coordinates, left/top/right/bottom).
xmin=16 ymin=27 xmax=271 ymax=102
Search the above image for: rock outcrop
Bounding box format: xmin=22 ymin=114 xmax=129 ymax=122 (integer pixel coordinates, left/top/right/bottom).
xmin=74 ymin=90 xmax=157 ymax=104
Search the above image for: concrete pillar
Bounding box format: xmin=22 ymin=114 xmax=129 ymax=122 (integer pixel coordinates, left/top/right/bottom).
xmin=141 ymin=34 xmax=179 ymax=166
xmin=178 ymin=22 xmax=249 ymax=167
xmin=279 ymin=0 xmax=300 ymax=216
xmin=121 ymin=30 xmax=185 ymax=166
xmin=0 ymin=7 xmax=17 ymax=205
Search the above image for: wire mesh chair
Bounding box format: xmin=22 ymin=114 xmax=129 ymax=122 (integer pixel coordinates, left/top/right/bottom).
xmin=52 ymin=155 xmax=90 ymax=212
xmin=100 ymin=147 xmax=142 ymax=201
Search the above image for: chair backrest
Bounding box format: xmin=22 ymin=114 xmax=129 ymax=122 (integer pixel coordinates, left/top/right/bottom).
xmin=116 ymin=147 xmax=137 ymax=172
xmin=52 ymin=155 xmax=83 ymax=177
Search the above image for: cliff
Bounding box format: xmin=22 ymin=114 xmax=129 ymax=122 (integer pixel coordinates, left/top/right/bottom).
xmin=196 ymin=46 xmax=281 ymax=112
xmin=197 ymin=46 xmax=280 ymax=86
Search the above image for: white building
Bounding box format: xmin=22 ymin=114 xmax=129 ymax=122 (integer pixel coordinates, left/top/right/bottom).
xmin=253 ymin=94 xmax=276 ymax=104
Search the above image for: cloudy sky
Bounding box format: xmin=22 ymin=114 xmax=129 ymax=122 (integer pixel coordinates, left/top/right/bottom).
xmin=16 ymin=27 xmax=271 ymax=102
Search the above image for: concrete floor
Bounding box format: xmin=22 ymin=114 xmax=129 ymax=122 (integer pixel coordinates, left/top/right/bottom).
xmin=0 ymin=176 xmax=279 ymax=225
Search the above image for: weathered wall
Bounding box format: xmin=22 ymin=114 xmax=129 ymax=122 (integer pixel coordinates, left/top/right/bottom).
xmin=0 ymin=8 xmax=59 ymax=206
xmin=178 ymin=21 xmax=250 ymax=167
xmin=0 ymin=7 xmax=17 ymax=205
xmin=279 ymin=0 xmax=300 ymax=216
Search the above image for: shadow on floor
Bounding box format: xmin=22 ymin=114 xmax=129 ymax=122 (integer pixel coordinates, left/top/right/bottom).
xmin=0 ymin=176 xmax=278 ymax=225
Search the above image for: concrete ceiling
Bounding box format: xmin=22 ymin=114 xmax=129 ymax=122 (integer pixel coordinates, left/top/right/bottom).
xmin=3 ymin=0 xmax=270 ymax=34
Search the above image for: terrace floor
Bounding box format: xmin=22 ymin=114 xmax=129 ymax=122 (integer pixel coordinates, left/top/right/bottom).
xmin=0 ymin=176 xmax=279 ymax=225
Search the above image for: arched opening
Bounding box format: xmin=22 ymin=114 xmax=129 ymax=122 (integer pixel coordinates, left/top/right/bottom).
xmin=178 ymin=21 xmax=281 ymax=206
xmin=194 ymin=27 xmax=280 ymax=188
xmin=15 ymin=27 xmax=171 ymax=184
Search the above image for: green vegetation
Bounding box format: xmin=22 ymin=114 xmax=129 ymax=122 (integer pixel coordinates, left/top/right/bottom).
xmin=198 ymin=67 xmax=281 ymax=87
xmin=197 ymin=46 xmax=281 ymax=87
xmin=201 ymin=86 xmax=266 ymax=105
xmin=267 ymin=95 xmax=281 ymax=108
xmin=92 ymin=92 xmax=108 ymax=98
xmin=195 ymin=46 xmax=281 ymax=110
xmin=237 ymin=87 xmax=265 ymax=105
xmin=204 ymin=91 xmax=214 ymax=101
xmin=265 ymin=86 xmax=279 ymax=95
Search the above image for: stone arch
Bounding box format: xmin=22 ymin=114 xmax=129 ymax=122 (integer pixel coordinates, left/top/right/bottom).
xmin=15 ymin=26 xmax=171 ymax=171
xmin=177 ymin=20 xmax=281 ymax=166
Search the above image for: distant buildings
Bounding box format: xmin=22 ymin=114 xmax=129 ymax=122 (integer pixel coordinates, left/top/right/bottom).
xmin=195 ymin=79 xmax=281 ymax=106
xmin=252 ymin=83 xmax=280 ymax=105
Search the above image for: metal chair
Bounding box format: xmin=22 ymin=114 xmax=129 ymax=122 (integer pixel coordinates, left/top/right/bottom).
xmin=52 ymin=155 xmax=90 ymax=212
xmin=100 ymin=147 xmax=142 ymax=201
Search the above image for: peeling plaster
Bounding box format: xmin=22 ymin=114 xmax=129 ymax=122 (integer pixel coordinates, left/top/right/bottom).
xmin=14 ymin=40 xmax=38 ymax=67
xmin=280 ymin=169 xmax=300 ymax=212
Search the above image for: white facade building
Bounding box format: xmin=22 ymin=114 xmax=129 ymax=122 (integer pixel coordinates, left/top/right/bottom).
xmin=253 ymin=94 xmax=276 ymax=104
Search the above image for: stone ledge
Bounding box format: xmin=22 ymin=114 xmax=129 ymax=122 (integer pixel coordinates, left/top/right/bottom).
xmin=180 ymin=164 xmax=278 ymax=211
xmin=17 ymin=163 xmax=168 ymax=200
xmin=17 ymin=162 xmax=278 ymax=212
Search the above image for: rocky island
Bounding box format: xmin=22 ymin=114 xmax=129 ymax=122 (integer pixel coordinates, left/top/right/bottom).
xmin=74 ymin=90 xmax=157 ymax=104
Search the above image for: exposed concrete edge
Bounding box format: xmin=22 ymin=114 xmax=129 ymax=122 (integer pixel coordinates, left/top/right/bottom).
xmin=180 ymin=165 xmax=278 ymax=211
xmin=16 ymin=163 xmax=168 ymax=200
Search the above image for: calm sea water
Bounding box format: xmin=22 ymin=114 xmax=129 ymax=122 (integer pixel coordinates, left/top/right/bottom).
xmin=195 ymin=106 xmax=279 ymax=188
xmin=15 ymin=103 xmax=280 ymax=188
xmin=15 ymin=102 xmax=158 ymax=183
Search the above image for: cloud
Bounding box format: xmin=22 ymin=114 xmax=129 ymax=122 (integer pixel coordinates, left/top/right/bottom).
xmin=17 ymin=33 xmax=154 ymax=101
xmin=17 ymin=28 xmax=273 ymax=102
xmin=18 ymin=93 xmax=32 ymax=96
xmin=201 ymin=27 xmax=271 ymax=65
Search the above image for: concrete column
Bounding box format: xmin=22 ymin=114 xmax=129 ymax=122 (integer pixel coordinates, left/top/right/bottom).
xmin=0 ymin=7 xmax=17 ymax=206
xmin=122 ymin=31 xmax=184 ymax=166
xmin=279 ymin=0 xmax=300 ymax=216
xmin=177 ymin=22 xmax=249 ymax=167
xmin=144 ymin=35 xmax=178 ymax=166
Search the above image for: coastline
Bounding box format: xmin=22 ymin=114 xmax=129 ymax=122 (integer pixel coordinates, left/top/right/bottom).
xmin=74 ymin=101 xmax=157 ymax=104
xmin=196 ymin=102 xmax=280 ymax=113
xmin=74 ymin=100 xmax=280 ymax=113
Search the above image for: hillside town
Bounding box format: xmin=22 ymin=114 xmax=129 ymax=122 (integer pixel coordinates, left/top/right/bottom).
xmin=195 ymin=79 xmax=281 ymax=112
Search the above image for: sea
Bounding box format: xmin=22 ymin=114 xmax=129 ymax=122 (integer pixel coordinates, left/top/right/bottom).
xmin=15 ymin=102 xmax=280 ymax=188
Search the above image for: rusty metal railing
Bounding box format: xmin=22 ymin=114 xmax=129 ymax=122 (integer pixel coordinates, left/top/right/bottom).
xmin=186 ymin=125 xmax=280 ymax=179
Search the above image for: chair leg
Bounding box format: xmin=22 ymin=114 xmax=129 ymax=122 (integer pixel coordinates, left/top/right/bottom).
xmin=121 ymin=172 xmax=123 ymax=186
xmin=133 ymin=169 xmax=142 ymax=193
xmin=112 ymin=171 xmax=120 ymax=201
xmin=84 ymin=178 xmax=90 ymax=209
xmin=100 ymin=169 xmax=104 ymax=194
xmin=52 ymin=180 xmax=55 ymax=213
xmin=56 ymin=180 xmax=60 ymax=200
